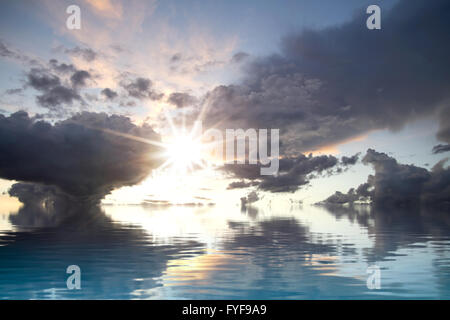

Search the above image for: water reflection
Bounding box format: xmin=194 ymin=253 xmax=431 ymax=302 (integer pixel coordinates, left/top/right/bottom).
xmin=0 ymin=204 xmax=205 ymax=299
xmin=0 ymin=199 xmax=449 ymax=299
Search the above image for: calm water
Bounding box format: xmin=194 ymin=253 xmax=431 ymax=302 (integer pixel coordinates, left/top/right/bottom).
xmin=0 ymin=201 xmax=450 ymax=299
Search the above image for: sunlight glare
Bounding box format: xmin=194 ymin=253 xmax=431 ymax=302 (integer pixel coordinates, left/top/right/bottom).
xmin=165 ymin=135 xmax=203 ymax=171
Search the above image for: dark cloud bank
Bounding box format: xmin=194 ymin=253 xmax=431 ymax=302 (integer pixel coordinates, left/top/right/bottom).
xmin=202 ymin=0 xmax=450 ymax=155
xmin=224 ymin=153 xmax=358 ymax=193
xmin=0 ymin=111 xmax=162 ymax=207
xmin=321 ymin=149 xmax=450 ymax=209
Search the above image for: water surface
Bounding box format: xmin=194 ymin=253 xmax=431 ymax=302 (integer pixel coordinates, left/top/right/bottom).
xmin=0 ymin=202 xmax=449 ymax=299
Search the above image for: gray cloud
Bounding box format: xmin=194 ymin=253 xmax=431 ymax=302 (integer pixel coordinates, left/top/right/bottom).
xmin=0 ymin=111 xmax=162 ymax=204
xmin=436 ymin=106 xmax=450 ymax=143
xmin=121 ymin=77 xmax=164 ymax=101
xmin=227 ymin=180 xmax=259 ymax=190
xmin=27 ymin=68 xmax=60 ymax=91
xmin=341 ymin=153 xmax=360 ymax=166
xmin=0 ymin=40 xmax=16 ymax=58
xmin=49 ymin=59 xmax=76 ymax=74
xmin=231 ymin=52 xmax=250 ymax=63
xmin=101 ymin=88 xmax=118 ymax=100
xmin=70 ymin=70 xmax=91 ymax=87
xmin=5 ymin=88 xmax=23 ymax=95
xmin=63 ymin=46 xmax=97 ymax=62
xmin=25 ymin=65 xmax=94 ymax=110
xmin=0 ymin=39 xmax=31 ymax=63
xmin=167 ymin=92 xmax=197 ymax=108
xmin=202 ymin=0 xmax=450 ymax=154
xmin=36 ymin=85 xmax=81 ymax=110
xmin=26 ymin=67 xmax=81 ymax=110
xmin=321 ymin=149 xmax=450 ymax=209
xmin=170 ymin=53 xmax=182 ymax=63
xmin=432 ymin=144 xmax=450 ymax=154
xmin=222 ymin=153 xmax=351 ymax=193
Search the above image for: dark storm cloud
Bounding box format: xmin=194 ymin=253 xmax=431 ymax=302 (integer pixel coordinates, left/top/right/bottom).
xmin=202 ymin=0 xmax=450 ymax=154
xmin=432 ymin=144 xmax=450 ymax=154
xmin=0 ymin=111 xmax=162 ymax=204
xmin=321 ymin=149 xmax=450 ymax=209
xmin=121 ymin=77 xmax=164 ymax=101
xmin=167 ymin=92 xmax=197 ymax=108
xmin=101 ymin=88 xmax=118 ymax=100
xmin=222 ymin=153 xmax=354 ymax=193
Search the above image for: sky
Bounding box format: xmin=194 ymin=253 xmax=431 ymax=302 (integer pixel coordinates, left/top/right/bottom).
xmin=0 ymin=0 xmax=449 ymax=209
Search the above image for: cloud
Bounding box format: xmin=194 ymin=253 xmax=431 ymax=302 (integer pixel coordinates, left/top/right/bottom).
xmin=341 ymin=153 xmax=360 ymax=166
xmin=101 ymin=88 xmax=118 ymax=100
xmin=26 ymin=67 xmax=82 ymax=111
xmin=0 ymin=40 xmax=16 ymax=58
xmin=84 ymin=0 xmax=124 ymax=20
xmin=36 ymin=86 xmax=81 ymax=110
xmin=8 ymin=182 xmax=73 ymax=225
xmin=70 ymin=70 xmax=92 ymax=87
xmin=436 ymin=106 xmax=450 ymax=143
xmin=0 ymin=111 xmax=162 ymax=204
xmin=432 ymin=144 xmax=450 ymax=154
xmin=167 ymin=92 xmax=197 ymax=108
xmin=25 ymin=61 xmax=95 ymax=111
xmin=49 ymin=59 xmax=77 ymax=74
xmin=201 ymin=0 xmax=450 ymax=154
xmin=63 ymin=46 xmax=98 ymax=62
xmin=231 ymin=52 xmax=249 ymax=63
xmin=240 ymin=190 xmax=259 ymax=207
xmin=222 ymin=153 xmax=356 ymax=193
xmin=320 ymin=149 xmax=450 ymax=209
xmin=5 ymin=88 xmax=23 ymax=95
xmin=121 ymin=77 xmax=164 ymax=101
xmin=227 ymin=180 xmax=258 ymax=190
xmin=0 ymin=39 xmax=32 ymax=64
xmin=27 ymin=68 xmax=60 ymax=90
xmin=170 ymin=53 xmax=182 ymax=63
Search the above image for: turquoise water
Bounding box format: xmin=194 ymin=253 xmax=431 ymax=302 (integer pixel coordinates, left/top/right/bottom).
xmin=0 ymin=202 xmax=449 ymax=299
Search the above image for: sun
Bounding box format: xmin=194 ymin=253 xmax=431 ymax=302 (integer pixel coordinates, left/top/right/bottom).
xmin=162 ymin=134 xmax=205 ymax=173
